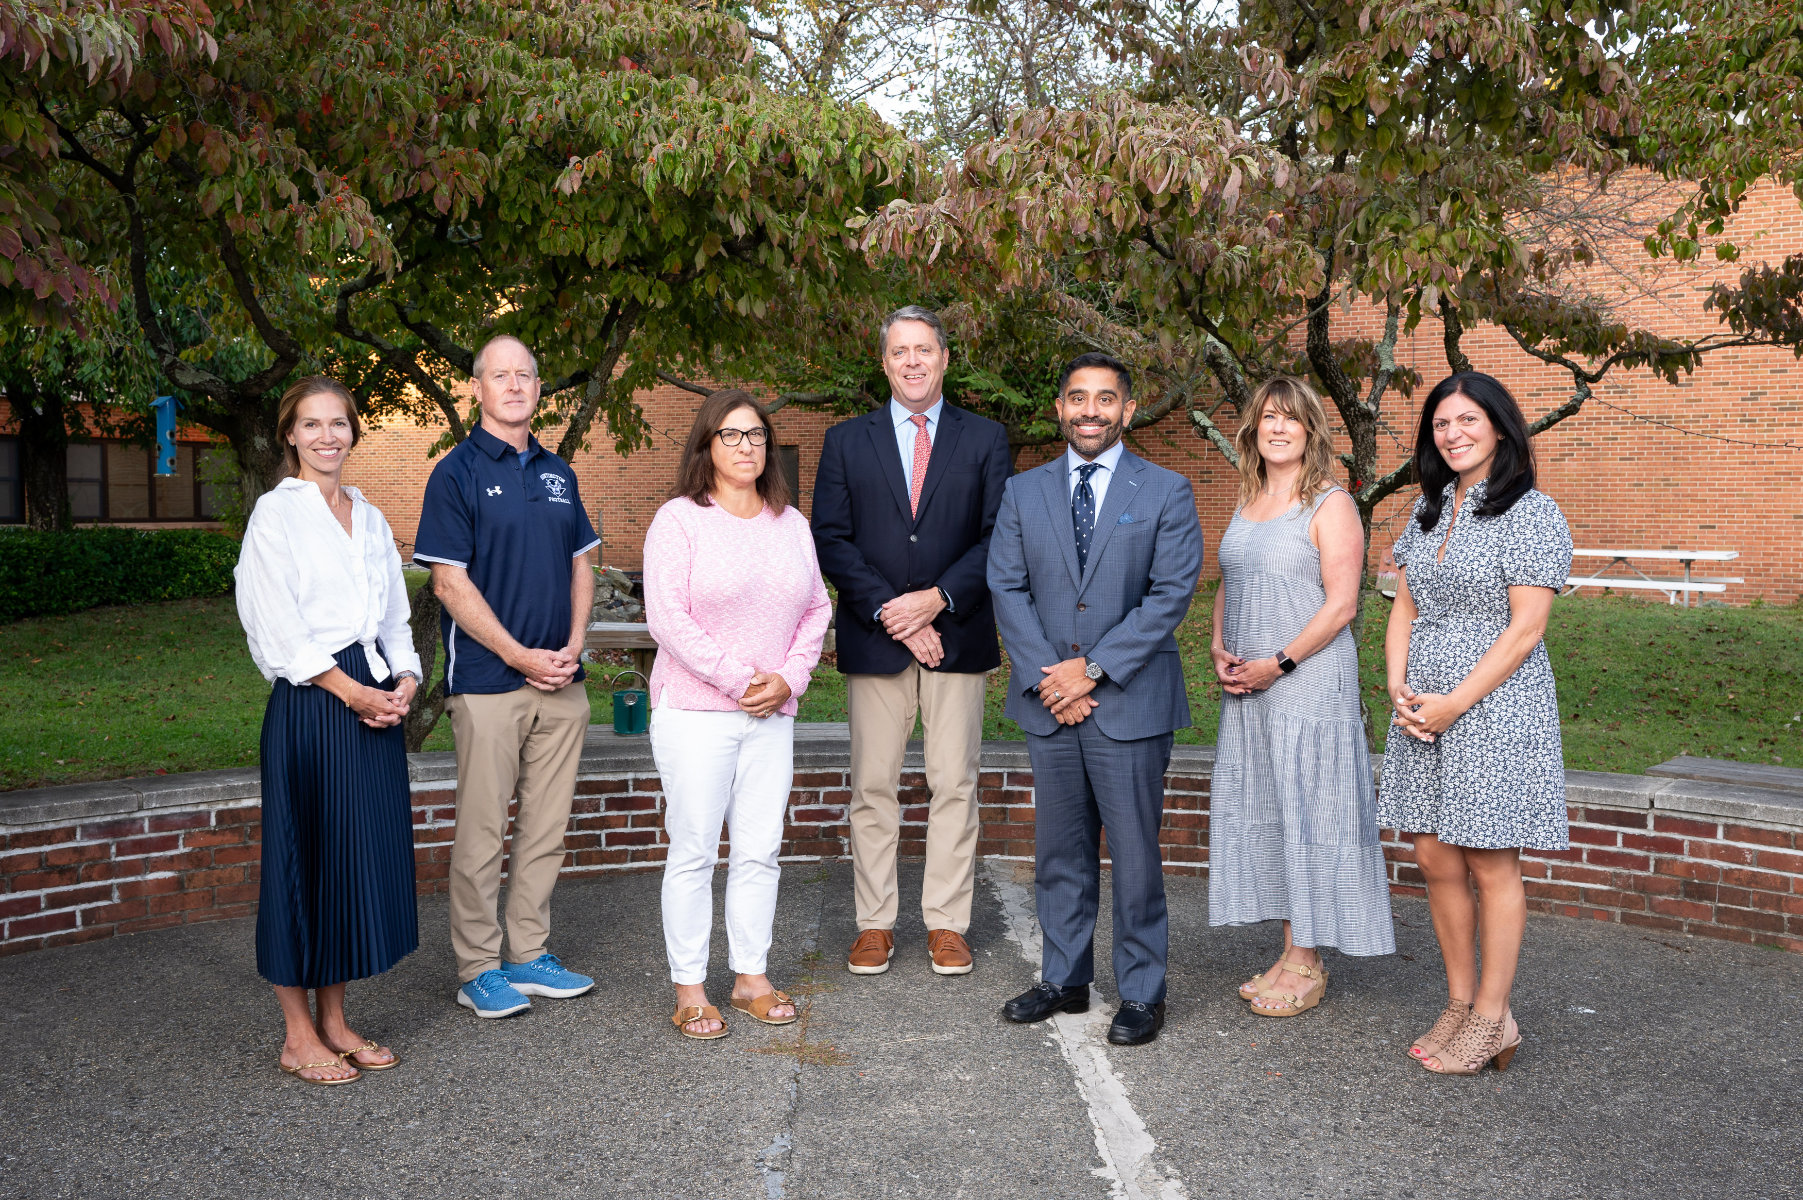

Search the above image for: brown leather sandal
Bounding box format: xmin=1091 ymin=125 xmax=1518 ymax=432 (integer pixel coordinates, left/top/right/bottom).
xmin=336 ymin=1040 xmax=399 ymax=1070
xmin=731 ymin=989 xmax=799 ymax=1026
xmin=672 ymin=1004 xmax=729 ymax=1040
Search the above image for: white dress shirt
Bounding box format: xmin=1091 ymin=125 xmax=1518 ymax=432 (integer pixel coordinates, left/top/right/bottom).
xmin=235 ymin=478 xmax=422 ymax=686
xmin=890 ymin=396 xmax=943 ymax=470
xmin=1065 ymin=439 xmax=1125 ymax=513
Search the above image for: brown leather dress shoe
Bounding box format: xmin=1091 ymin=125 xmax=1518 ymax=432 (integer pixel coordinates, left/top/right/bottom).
xmin=926 ymin=929 xmax=973 ymax=976
xmin=847 ymin=928 xmax=895 ymax=975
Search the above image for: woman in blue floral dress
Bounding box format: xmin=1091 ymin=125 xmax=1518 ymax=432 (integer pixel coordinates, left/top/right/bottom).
xmin=1381 ymin=371 xmax=1572 ymax=1076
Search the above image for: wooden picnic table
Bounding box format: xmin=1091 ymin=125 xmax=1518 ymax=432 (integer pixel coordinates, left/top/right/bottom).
xmin=1564 ymin=549 xmax=1741 ymax=607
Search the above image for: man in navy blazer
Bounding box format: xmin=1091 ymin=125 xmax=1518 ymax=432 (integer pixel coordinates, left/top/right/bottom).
xmin=988 ymin=352 xmax=1202 ymax=1045
xmin=812 ymin=306 xmax=1013 ymax=977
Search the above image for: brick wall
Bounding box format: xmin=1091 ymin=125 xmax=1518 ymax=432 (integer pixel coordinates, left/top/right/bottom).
xmin=5 ymin=753 xmax=1800 ymax=958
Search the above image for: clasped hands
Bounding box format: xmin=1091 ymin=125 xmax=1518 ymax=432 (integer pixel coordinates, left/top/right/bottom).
xmin=1036 ymin=657 xmax=1098 ymax=725
xmin=1210 ymin=645 xmax=1281 ymax=695
xmin=1388 ymin=683 xmax=1465 ymax=742
xmin=879 ymin=587 xmax=947 ymax=668
xmin=347 ymin=675 xmax=419 ymax=729
xmin=512 ymin=645 xmax=583 ymax=692
xmin=739 ymin=672 xmax=792 ymax=719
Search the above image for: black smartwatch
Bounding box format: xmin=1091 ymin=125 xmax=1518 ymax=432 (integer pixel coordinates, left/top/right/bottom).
xmin=1275 ymin=651 xmax=1297 ymax=674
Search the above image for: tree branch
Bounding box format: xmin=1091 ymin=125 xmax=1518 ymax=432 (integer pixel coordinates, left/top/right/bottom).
xmin=655 ymin=370 xmax=713 ymax=397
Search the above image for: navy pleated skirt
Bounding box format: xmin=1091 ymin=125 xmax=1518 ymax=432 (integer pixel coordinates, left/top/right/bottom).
xmin=256 ymin=643 xmax=418 ymax=988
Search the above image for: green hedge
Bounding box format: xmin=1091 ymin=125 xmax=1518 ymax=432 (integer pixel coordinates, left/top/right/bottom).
xmin=0 ymin=527 xmax=240 ymax=623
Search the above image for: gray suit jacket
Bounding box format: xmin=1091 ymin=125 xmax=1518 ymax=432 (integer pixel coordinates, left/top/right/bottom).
xmin=988 ymin=448 xmax=1203 ymax=740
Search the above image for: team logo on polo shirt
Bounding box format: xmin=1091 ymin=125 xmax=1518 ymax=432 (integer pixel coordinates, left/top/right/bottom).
xmin=540 ymin=472 xmax=572 ymax=503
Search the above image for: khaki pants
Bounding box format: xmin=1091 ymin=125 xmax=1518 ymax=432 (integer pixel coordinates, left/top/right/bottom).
xmin=847 ymin=666 xmax=986 ymax=934
xmin=447 ymin=683 xmax=590 ymax=982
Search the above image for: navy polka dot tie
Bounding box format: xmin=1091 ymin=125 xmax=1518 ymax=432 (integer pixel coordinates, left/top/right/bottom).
xmin=1073 ymin=463 xmax=1100 ymax=572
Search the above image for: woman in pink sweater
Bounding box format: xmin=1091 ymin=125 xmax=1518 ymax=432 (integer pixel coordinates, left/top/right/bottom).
xmin=644 ymin=389 xmax=832 ymax=1040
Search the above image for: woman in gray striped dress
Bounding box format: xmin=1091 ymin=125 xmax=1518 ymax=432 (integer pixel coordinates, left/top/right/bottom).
xmin=1209 ymin=377 xmax=1395 ymax=1016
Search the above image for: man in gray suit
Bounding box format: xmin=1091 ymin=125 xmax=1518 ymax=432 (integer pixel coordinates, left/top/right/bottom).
xmin=988 ymin=352 xmax=1202 ymax=1045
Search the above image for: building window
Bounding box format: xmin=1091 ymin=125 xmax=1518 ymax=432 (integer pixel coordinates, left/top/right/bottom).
xmin=778 ymin=444 xmax=801 ymax=503
xmin=68 ymin=443 xmax=104 ymax=520
xmin=0 ymin=437 xmax=20 ymax=523
xmin=64 ymin=439 xmax=218 ymax=523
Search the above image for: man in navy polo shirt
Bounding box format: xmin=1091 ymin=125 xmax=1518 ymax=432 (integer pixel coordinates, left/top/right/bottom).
xmin=415 ymin=334 xmax=600 ymax=1018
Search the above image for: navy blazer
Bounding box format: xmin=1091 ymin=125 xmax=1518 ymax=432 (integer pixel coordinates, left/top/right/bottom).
xmin=988 ymin=448 xmax=1203 ymax=740
xmin=812 ymin=403 xmax=1012 ymax=675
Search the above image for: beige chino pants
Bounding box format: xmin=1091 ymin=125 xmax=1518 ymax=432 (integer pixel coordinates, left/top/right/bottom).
xmin=847 ymin=665 xmax=986 ymax=935
xmin=446 ymin=682 xmax=590 ymax=982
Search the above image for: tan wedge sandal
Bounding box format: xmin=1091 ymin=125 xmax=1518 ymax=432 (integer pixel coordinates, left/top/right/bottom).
xmin=731 ymin=990 xmax=799 ymax=1026
xmin=1237 ymin=962 xmax=1280 ymax=1000
xmin=1250 ymin=960 xmax=1328 ymax=1018
xmin=1409 ymin=1001 xmax=1471 ymax=1062
xmin=673 ymin=1004 xmax=729 ymax=1040
xmin=1421 ymin=1010 xmax=1520 ymax=1075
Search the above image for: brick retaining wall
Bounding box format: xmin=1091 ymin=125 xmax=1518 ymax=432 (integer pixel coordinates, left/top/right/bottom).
xmin=4 ymin=736 xmax=1801 ymax=957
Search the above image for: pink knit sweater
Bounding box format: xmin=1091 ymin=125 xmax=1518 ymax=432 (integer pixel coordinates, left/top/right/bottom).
xmin=643 ymin=496 xmax=832 ymax=714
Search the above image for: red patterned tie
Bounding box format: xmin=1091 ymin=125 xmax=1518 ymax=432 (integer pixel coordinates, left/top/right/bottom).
xmin=908 ymin=413 xmax=931 ymax=518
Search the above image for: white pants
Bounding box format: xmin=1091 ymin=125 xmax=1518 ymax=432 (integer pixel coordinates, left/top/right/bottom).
xmin=651 ymin=705 xmax=794 ymax=985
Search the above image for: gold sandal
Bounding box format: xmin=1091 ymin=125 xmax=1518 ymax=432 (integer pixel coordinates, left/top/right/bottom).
xmin=336 ymin=1040 xmax=399 ymax=1071
xmin=279 ymin=1058 xmax=360 ymax=1085
xmin=1421 ymin=1010 xmax=1520 ymax=1075
xmin=1249 ymin=960 xmax=1328 ymax=1018
xmin=673 ymin=1004 xmax=729 ymax=1040
xmin=1410 ymin=1001 xmax=1471 ymax=1062
xmin=730 ymin=989 xmax=799 ymax=1026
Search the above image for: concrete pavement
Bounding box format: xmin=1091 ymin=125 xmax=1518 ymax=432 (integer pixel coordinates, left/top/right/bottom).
xmin=1 ymin=862 xmax=1797 ymax=1199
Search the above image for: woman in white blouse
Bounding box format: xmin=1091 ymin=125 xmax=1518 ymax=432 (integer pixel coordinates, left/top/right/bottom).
xmin=235 ymin=377 xmax=421 ymax=1086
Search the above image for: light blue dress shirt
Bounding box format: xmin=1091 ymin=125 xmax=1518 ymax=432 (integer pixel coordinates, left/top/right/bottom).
xmin=1065 ymin=439 xmax=1125 ymax=514
xmin=890 ymin=396 xmax=943 ymax=471
xmin=878 ymin=396 xmax=948 ymax=620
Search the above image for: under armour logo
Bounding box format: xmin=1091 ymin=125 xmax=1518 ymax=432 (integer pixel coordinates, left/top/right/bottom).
xmin=486 ymin=485 xmax=503 ymax=497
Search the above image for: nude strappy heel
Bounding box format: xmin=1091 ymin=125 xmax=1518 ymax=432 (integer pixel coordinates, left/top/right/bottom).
xmin=1410 ymin=1000 xmax=1471 ymax=1061
xmin=1422 ymin=1009 xmax=1520 ymax=1074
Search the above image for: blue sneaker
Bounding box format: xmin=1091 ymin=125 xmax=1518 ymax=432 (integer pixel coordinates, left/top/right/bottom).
xmin=501 ymin=952 xmax=594 ymax=999
xmin=457 ymin=969 xmax=531 ymax=1018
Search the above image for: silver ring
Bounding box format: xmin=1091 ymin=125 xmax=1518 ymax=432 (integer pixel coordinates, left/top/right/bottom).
xmin=1052 ymin=690 xmax=1063 ymax=700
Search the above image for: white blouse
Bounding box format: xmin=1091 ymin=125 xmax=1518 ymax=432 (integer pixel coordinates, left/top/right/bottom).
xmin=235 ymin=478 xmax=422 ymax=686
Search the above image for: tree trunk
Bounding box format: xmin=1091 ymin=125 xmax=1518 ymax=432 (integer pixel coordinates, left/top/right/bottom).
xmin=404 ymin=583 xmax=447 ymax=753
xmin=15 ymin=389 xmax=72 ymax=531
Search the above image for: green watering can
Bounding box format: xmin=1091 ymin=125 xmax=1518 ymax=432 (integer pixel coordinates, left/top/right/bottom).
xmin=611 ymin=669 xmax=650 ymax=736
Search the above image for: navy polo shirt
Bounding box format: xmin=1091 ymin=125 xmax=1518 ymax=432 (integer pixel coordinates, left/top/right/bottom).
xmin=414 ymin=424 xmax=600 ymax=695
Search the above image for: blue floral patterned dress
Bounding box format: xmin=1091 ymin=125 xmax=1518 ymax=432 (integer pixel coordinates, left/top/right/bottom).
xmin=1378 ymin=481 xmax=1573 ymax=850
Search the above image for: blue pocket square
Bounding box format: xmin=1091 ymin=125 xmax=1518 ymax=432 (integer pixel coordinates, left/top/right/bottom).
xmin=1116 ymin=513 xmax=1138 ymax=525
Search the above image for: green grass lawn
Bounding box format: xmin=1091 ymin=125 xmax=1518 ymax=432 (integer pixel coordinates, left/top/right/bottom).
xmin=6 ymin=588 xmax=1799 ymax=791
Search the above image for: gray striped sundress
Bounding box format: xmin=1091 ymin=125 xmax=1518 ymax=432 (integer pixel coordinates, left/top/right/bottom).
xmin=1207 ymin=488 xmax=1396 ymax=956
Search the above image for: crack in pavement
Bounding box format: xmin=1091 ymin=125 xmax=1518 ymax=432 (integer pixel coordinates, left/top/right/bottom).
xmin=753 ymin=868 xmax=828 ymax=1199
xmin=984 ymin=861 xmax=1190 ymax=1200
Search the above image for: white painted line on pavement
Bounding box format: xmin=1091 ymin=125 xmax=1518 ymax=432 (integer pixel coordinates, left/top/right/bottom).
xmin=985 ymin=861 xmax=1189 ymax=1200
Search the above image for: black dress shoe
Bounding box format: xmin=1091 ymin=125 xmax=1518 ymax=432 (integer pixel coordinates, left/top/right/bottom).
xmin=1003 ymin=980 xmax=1090 ymax=1023
xmin=1108 ymin=1000 xmax=1166 ymax=1045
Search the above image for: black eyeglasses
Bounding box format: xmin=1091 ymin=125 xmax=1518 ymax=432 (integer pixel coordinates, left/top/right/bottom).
xmin=714 ymin=426 xmax=769 ymax=447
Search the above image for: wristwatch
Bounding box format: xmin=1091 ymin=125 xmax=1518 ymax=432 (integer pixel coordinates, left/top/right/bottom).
xmin=1275 ymin=652 xmax=1297 ymax=674
xmin=394 ymin=670 xmax=422 ymax=684
xmin=1083 ymin=657 xmax=1105 ymax=682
